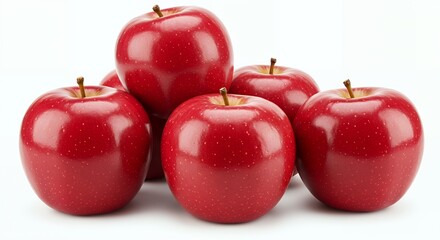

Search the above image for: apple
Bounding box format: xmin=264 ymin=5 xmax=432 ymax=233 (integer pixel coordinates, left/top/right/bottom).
xmin=115 ymin=5 xmax=234 ymax=119
xmin=293 ymin=80 xmax=424 ymax=211
xmin=100 ymin=70 xmax=165 ymax=180
xmin=230 ymin=58 xmax=319 ymax=176
xmin=161 ymin=88 xmax=295 ymax=223
xmin=229 ymin=58 xmax=319 ymax=122
xmin=19 ymin=77 xmax=152 ymax=215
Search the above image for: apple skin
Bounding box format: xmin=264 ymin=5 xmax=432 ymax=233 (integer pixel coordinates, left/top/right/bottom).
xmin=100 ymin=70 xmax=126 ymax=91
xmin=19 ymin=86 xmax=152 ymax=215
xmin=293 ymin=87 xmax=424 ymax=211
xmin=100 ymin=71 xmax=165 ymax=180
xmin=161 ymin=93 xmax=295 ymax=223
xmin=230 ymin=64 xmax=319 ymax=122
xmin=116 ymin=6 xmax=234 ymax=119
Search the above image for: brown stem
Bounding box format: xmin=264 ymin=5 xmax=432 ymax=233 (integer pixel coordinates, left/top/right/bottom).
xmin=343 ymin=79 xmax=355 ymax=98
xmin=152 ymin=5 xmax=163 ymax=17
xmin=269 ymin=58 xmax=277 ymax=74
xmin=77 ymin=76 xmax=86 ymax=98
xmin=219 ymin=87 xmax=229 ymax=106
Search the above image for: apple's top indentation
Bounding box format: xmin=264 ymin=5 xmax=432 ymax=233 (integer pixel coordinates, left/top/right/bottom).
xmin=340 ymin=80 xmax=373 ymax=99
xmin=209 ymin=96 xmax=246 ymax=106
xmin=69 ymin=77 xmax=108 ymax=99
xmin=151 ymin=5 xmax=181 ymax=19
xmin=256 ymin=58 xmax=285 ymax=75
xmin=339 ymin=88 xmax=373 ymax=99
xmin=210 ymin=88 xmax=245 ymax=106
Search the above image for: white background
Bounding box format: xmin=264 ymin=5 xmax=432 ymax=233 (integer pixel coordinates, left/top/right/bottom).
xmin=1 ymin=0 xmax=439 ymax=239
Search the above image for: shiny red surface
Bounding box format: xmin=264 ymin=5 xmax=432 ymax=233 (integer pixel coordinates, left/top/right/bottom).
xmin=100 ymin=70 xmax=126 ymax=91
xmin=19 ymin=86 xmax=151 ymax=215
xmin=293 ymin=88 xmax=424 ymax=211
xmin=230 ymin=65 xmax=319 ymax=122
xmin=100 ymin=70 xmax=165 ymax=180
xmin=162 ymin=94 xmax=295 ymax=223
xmin=116 ymin=6 xmax=234 ymax=118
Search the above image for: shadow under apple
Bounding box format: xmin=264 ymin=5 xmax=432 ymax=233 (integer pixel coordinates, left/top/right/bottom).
xmin=83 ymin=181 xmax=185 ymax=218
xmin=301 ymin=195 xmax=406 ymax=217
xmin=126 ymin=181 xmax=183 ymax=213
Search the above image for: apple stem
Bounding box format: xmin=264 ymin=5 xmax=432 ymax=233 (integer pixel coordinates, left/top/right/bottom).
xmin=343 ymin=79 xmax=355 ymax=98
xmin=152 ymin=5 xmax=163 ymax=17
xmin=77 ymin=76 xmax=86 ymax=98
xmin=219 ymin=87 xmax=230 ymax=106
xmin=269 ymin=58 xmax=277 ymax=75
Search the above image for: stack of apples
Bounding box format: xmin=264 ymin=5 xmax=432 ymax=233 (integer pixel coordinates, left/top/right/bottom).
xmin=19 ymin=5 xmax=424 ymax=223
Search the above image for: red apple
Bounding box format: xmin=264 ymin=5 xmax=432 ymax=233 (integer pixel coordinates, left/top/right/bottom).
xmin=161 ymin=88 xmax=295 ymax=223
xmin=100 ymin=70 xmax=165 ymax=180
xmin=230 ymin=58 xmax=319 ymax=176
xmin=19 ymin=77 xmax=152 ymax=215
xmin=293 ymin=80 xmax=424 ymax=211
xmin=230 ymin=58 xmax=319 ymax=122
xmin=116 ymin=5 xmax=234 ymax=119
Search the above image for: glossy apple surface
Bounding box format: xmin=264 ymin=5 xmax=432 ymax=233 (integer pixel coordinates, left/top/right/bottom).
xmin=230 ymin=59 xmax=319 ymax=122
xmin=19 ymin=85 xmax=151 ymax=215
xmin=293 ymin=87 xmax=423 ymax=211
xmin=162 ymin=93 xmax=295 ymax=223
xmin=100 ymin=70 xmax=126 ymax=91
xmin=100 ymin=71 xmax=165 ymax=179
xmin=116 ymin=5 xmax=234 ymax=118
